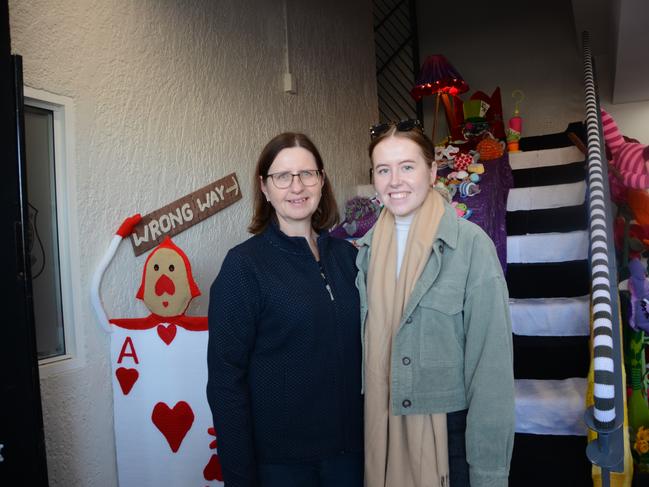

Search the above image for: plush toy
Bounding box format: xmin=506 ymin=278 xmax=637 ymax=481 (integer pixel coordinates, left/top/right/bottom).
xmin=601 ymin=109 xmax=649 ymax=191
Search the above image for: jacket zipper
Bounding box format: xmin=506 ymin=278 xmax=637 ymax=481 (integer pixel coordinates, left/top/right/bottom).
xmin=317 ymin=258 xmax=347 ymax=448
xmin=318 ymin=261 xmax=334 ymax=301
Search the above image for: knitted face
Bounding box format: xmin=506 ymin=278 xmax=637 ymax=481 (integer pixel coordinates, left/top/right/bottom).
xmin=140 ymin=248 xmax=192 ymax=316
xmin=136 ymin=239 xmax=200 ymax=317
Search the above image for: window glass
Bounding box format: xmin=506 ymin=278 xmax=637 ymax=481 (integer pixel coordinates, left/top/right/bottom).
xmin=24 ymin=105 xmax=66 ymax=359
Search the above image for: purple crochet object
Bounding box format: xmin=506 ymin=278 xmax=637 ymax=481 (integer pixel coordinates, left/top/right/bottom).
xmin=330 ymin=196 xmax=380 ymax=239
xmin=629 ymin=259 xmax=649 ymax=333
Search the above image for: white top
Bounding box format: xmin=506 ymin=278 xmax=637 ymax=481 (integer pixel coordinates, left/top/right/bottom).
xmin=395 ymin=214 xmax=414 ymax=277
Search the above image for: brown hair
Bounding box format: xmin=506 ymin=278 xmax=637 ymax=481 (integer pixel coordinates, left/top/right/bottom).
xmin=368 ymin=125 xmax=436 ymax=168
xmin=248 ymin=132 xmax=339 ymax=234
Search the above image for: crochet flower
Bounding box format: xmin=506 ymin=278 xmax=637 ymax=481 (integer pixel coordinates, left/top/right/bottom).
xmin=635 ymin=439 xmax=649 ymax=455
xmin=638 ymin=426 xmax=649 ymax=442
xmin=633 ymin=426 xmax=649 ymax=470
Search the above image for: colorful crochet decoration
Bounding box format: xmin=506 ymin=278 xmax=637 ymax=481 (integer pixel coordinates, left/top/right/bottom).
xmin=468 ymin=162 xmax=484 ymax=174
xmin=459 ymin=181 xmax=480 ymax=197
xmin=330 ymin=196 xmax=381 ymax=238
xmin=435 ymin=145 xmax=460 ymax=169
xmin=453 ymin=152 xmax=473 ymax=172
xmin=476 ymin=137 xmax=505 ymax=161
xmin=451 ymin=201 xmax=472 ymax=219
xmin=601 ymin=108 xmax=649 ymax=190
xmin=432 ymin=180 xmax=453 ymax=203
xmin=629 ymin=259 xmax=649 ymax=333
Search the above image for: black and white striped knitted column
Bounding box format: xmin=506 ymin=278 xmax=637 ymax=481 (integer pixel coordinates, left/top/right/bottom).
xmin=582 ymin=32 xmax=616 ymax=431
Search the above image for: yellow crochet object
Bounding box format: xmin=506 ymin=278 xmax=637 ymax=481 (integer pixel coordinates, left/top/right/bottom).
xmin=468 ymin=163 xmax=485 ymax=174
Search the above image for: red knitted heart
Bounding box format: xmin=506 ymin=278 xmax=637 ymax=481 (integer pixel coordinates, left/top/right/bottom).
xmin=203 ymin=454 xmax=224 ymax=481
xmin=115 ymin=367 xmax=139 ymax=395
xmin=151 ymin=401 xmax=194 ymax=453
xmin=157 ymin=323 xmax=177 ymax=345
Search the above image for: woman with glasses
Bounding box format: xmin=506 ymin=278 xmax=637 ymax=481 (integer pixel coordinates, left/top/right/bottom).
xmin=356 ymin=121 xmax=514 ymax=487
xmin=207 ymin=132 xmax=363 ymax=487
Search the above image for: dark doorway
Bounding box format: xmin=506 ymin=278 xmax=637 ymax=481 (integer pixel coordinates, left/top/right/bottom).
xmin=0 ymin=0 xmax=49 ymax=484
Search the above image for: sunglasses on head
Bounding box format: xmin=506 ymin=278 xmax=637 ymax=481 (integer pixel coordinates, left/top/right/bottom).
xmin=369 ymin=119 xmax=423 ymax=139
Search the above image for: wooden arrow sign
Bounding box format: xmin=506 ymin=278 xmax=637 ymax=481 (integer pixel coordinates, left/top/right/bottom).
xmin=129 ymin=173 xmax=242 ymax=256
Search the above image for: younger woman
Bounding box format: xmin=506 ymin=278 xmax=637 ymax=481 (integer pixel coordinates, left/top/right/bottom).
xmin=356 ymin=121 xmax=514 ymax=487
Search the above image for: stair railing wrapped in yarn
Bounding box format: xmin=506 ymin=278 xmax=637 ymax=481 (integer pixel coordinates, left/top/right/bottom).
xmin=581 ymin=31 xmax=626 ymax=484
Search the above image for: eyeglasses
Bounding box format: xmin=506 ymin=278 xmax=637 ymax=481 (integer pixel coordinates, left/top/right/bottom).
xmin=266 ymin=169 xmax=323 ymax=189
xmin=370 ymin=119 xmax=423 ymax=139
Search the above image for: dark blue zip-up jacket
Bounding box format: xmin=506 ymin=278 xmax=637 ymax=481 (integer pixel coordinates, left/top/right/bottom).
xmin=207 ymin=222 xmax=363 ymax=487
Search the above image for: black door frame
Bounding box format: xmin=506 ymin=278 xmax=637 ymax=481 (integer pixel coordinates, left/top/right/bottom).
xmin=0 ymin=0 xmax=49 ymax=484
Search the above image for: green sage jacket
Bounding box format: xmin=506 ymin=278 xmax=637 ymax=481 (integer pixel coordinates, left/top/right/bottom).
xmin=355 ymin=202 xmax=515 ymax=487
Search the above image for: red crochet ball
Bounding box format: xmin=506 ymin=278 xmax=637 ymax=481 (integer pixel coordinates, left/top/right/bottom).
xmin=454 ymin=153 xmax=473 ymax=172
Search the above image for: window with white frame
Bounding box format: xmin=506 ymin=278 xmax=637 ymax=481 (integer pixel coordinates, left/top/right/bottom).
xmin=23 ymin=88 xmax=84 ymax=376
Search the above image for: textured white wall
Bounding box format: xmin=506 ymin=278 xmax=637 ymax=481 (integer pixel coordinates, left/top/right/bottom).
xmin=9 ymin=1 xmax=377 ymax=485
xmin=602 ymin=99 xmax=649 ymax=143
xmin=598 ymin=54 xmax=649 ymax=143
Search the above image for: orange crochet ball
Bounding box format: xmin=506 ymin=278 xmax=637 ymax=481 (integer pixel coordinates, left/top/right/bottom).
xmin=477 ymin=138 xmax=504 ymax=161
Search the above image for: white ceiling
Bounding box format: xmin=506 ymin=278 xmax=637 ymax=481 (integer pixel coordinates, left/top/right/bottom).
xmin=572 ymin=0 xmax=649 ymax=103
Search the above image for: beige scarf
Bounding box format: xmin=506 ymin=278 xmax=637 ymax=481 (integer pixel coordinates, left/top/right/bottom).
xmin=364 ymin=190 xmax=449 ymax=487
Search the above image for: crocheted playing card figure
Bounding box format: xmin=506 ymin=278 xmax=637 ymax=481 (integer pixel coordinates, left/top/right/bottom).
xmin=91 ymin=216 xmax=223 ymax=486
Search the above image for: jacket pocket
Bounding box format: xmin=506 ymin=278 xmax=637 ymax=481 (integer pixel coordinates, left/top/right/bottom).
xmin=417 ymin=285 xmax=464 ymax=369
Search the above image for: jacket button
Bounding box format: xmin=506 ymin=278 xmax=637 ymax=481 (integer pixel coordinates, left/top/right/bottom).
xmin=402 ymin=399 xmax=412 ymax=408
xmin=438 ymin=244 xmax=444 ymax=254
xmin=405 ymin=317 xmax=412 ymax=324
xmin=402 ymin=356 xmax=411 ymax=366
